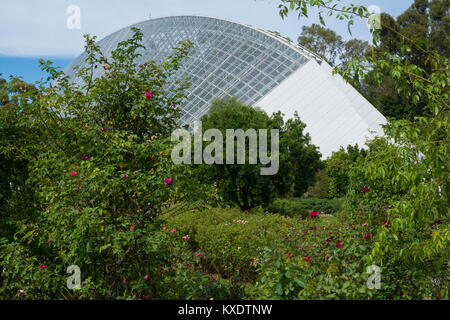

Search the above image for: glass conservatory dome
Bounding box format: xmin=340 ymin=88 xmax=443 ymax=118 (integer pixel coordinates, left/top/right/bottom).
xmin=65 ymin=15 xmax=387 ymax=158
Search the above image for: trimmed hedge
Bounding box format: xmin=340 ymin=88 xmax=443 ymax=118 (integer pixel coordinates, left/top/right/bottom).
xmin=266 ymin=198 xmax=343 ymax=218
xmin=159 ymin=208 xmax=295 ymax=280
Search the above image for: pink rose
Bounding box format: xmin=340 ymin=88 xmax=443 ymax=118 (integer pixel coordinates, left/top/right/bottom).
xmin=144 ymin=91 xmax=154 ymax=99
xmin=309 ymin=210 xmax=320 ymax=218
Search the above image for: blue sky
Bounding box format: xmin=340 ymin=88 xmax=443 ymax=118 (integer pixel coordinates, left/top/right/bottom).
xmin=0 ymin=0 xmax=414 ymax=83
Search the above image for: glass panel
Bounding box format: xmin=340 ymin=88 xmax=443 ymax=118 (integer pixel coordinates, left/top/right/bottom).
xmin=64 ymin=15 xmax=311 ymax=126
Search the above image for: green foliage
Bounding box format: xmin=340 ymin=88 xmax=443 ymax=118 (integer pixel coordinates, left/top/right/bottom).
xmin=326 ymin=144 xmax=367 ymax=198
xmin=248 ymin=211 xmax=377 ymax=300
xmin=0 ymin=76 xmax=35 ymax=107
xmin=266 ymin=198 xmax=343 ymax=218
xmin=297 ymin=23 xmax=344 ymax=65
xmin=196 ymin=97 xmax=321 ymax=210
xmin=197 ymin=97 xmax=280 ymax=210
xmin=161 ymin=202 xmax=447 ymax=300
xmin=280 ymin=113 xmax=323 ymax=197
xmin=248 ymin=246 xmax=309 ymax=300
xmin=274 ymin=0 xmax=449 ymax=300
xmin=0 ymin=239 xmax=64 ymax=299
xmin=345 ymin=117 xmax=449 ymax=267
xmin=306 ymin=169 xmax=330 ymax=198
xmin=160 ymin=208 xmax=294 ymax=281
xmin=340 ymin=39 xmax=370 ymax=71
xmin=340 ymin=1 xmax=450 ymax=271
xmin=296 ymin=23 xmax=369 ymax=72
xmin=363 ymin=0 xmax=450 ymax=120
xmin=1 ymin=0 xmax=448 ymax=300
xmin=249 ymin=205 xmax=448 ymax=300
xmin=0 ymin=28 xmax=218 ymax=299
xmin=0 ymin=77 xmax=41 ymax=241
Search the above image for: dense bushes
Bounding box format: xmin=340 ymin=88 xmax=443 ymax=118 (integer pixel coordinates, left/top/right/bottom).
xmin=248 ymin=212 xmax=374 ymax=300
xmin=0 ymin=226 xmax=241 ymax=300
xmin=306 ymin=169 xmax=330 ymax=198
xmin=249 ymin=206 xmax=448 ymax=300
xmin=160 ymin=208 xmax=295 ymax=281
xmin=0 ymin=77 xmax=41 ymax=241
xmin=0 ymin=28 xmax=219 ymax=300
xmin=160 ymin=206 xmax=390 ymax=299
xmin=1 ymin=0 xmax=449 ymax=300
xmin=343 ymin=121 xmax=449 ymax=297
xmin=276 ymin=0 xmax=449 ymax=299
xmin=326 ymin=145 xmax=367 ymax=199
xmin=161 ymin=201 xmax=448 ymax=300
xmin=266 ymin=198 xmax=343 ymax=218
xmin=195 ymin=97 xmax=322 ymax=210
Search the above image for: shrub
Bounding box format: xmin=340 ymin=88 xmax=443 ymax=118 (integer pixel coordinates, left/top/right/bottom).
xmin=326 ymin=144 xmax=367 ymax=199
xmin=306 ymin=169 xmax=330 ymax=198
xmin=0 ymin=239 xmax=64 ymax=299
xmin=249 ymin=206 xmax=448 ymax=300
xmin=0 ymin=77 xmax=41 ymax=241
xmin=195 ymin=97 xmax=322 ymax=210
xmin=0 ymin=28 xmax=217 ymax=299
xmin=247 ymin=208 xmax=387 ymax=300
xmin=266 ymin=198 xmax=343 ymax=218
xmin=160 ymin=208 xmax=295 ymax=280
xmin=0 ymin=228 xmax=232 ymax=300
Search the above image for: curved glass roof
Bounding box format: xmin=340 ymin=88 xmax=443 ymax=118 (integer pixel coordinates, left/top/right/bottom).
xmin=65 ymin=15 xmax=318 ymax=125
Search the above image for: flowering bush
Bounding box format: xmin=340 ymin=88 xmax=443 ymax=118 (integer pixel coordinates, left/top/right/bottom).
xmin=326 ymin=145 xmax=368 ymax=199
xmin=247 ymin=209 xmax=395 ymax=300
xmin=0 ymin=28 xmax=218 ymax=299
xmin=1 ymin=0 xmax=448 ymax=300
xmin=342 ymin=129 xmax=449 ymax=299
xmin=309 ymin=210 xmax=320 ymax=218
xmin=161 ymin=208 xmax=296 ymax=281
xmin=266 ymin=198 xmax=342 ymax=218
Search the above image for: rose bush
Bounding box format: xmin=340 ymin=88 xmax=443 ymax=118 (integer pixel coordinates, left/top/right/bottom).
xmin=0 ymin=28 xmax=218 ymax=299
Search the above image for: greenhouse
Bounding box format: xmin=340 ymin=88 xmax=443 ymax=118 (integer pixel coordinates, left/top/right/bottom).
xmin=65 ymin=15 xmax=387 ymax=158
